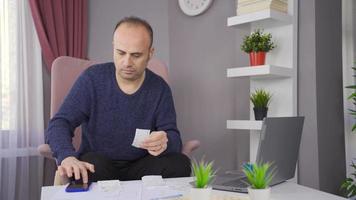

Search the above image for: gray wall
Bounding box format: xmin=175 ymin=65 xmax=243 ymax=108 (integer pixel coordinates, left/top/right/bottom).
xmin=354 ymin=2 xmax=356 ymax=56
xmin=167 ymin=0 xmax=250 ymax=172
xmin=298 ymin=0 xmax=320 ymax=189
xmin=88 ymin=0 xmax=170 ymax=64
xmin=298 ymin=0 xmax=346 ymax=194
xmin=88 ymin=0 xmax=250 ymax=172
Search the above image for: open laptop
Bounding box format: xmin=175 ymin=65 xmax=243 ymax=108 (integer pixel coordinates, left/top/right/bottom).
xmin=212 ymin=116 xmax=305 ymax=193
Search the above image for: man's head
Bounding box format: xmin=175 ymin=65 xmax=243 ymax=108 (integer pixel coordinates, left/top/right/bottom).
xmin=113 ymin=16 xmax=154 ymax=82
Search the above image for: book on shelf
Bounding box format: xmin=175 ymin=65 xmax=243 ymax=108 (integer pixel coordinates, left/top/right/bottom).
xmin=236 ymin=0 xmax=288 ymax=15
xmin=237 ymin=0 xmax=287 ymax=4
xmin=236 ymin=0 xmax=288 ymax=10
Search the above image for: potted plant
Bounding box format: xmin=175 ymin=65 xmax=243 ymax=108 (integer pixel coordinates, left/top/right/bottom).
xmin=340 ymin=161 xmax=356 ymax=198
xmin=242 ymin=162 xmax=276 ymax=200
xmin=345 ymin=66 xmax=356 ymax=132
xmin=190 ymin=159 xmax=216 ymax=199
xmin=250 ymin=89 xmax=272 ymax=120
xmin=340 ymin=66 xmax=356 ymax=198
xmin=241 ymin=29 xmax=276 ymax=66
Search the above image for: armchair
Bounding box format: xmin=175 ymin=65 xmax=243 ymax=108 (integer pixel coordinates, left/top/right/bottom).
xmin=38 ymin=56 xmax=200 ymax=185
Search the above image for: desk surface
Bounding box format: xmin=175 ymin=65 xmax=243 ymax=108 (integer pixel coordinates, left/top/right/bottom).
xmin=41 ymin=177 xmax=346 ymax=200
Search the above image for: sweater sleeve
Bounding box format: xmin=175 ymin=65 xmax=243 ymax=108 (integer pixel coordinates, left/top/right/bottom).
xmin=46 ymin=71 xmax=93 ymax=165
xmin=155 ymin=84 xmax=182 ymax=153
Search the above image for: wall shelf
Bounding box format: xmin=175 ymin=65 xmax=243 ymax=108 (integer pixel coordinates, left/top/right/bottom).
xmin=227 ymin=120 xmax=263 ymax=130
xmin=227 ymin=65 xmax=293 ymax=79
xmin=226 ymin=1 xmax=297 ymax=163
xmin=227 ymin=9 xmax=293 ymax=26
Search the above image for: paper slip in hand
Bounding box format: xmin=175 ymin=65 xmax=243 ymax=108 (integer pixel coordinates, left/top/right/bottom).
xmin=132 ymin=129 xmax=150 ymax=148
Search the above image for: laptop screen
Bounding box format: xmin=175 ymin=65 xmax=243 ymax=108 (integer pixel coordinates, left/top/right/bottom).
xmin=212 ymin=116 xmax=305 ymax=193
xmin=256 ymin=117 xmax=305 ymax=185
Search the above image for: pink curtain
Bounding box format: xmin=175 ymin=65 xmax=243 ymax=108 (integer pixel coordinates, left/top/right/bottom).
xmin=29 ymin=0 xmax=88 ymax=72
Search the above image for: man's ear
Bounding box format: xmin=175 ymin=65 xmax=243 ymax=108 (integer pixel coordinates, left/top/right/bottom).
xmin=148 ymin=47 xmax=155 ymax=60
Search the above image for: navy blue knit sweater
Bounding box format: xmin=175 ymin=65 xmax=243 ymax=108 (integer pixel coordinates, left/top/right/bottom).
xmin=46 ymin=62 xmax=182 ymax=165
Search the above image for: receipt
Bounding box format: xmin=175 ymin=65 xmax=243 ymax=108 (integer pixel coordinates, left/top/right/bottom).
xmin=97 ymin=180 xmax=120 ymax=192
xmin=142 ymin=175 xmax=165 ymax=187
xmin=132 ymin=129 xmax=150 ymax=148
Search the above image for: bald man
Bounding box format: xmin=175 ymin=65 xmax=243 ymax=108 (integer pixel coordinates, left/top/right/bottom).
xmin=46 ymin=16 xmax=191 ymax=184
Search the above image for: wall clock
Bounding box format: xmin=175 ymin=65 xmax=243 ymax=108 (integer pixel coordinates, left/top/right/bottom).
xmin=178 ymin=0 xmax=214 ymax=16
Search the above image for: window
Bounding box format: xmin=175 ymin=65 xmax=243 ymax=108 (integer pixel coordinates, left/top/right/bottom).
xmin=0 ymin=0 xmax=11 ymax=130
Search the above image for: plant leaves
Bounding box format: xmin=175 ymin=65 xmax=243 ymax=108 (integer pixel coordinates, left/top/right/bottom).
xmin=191 ymin=159 xmax=215 ymax=188
xmin=250 ymin=89 xmax=272 ymax=108
xmin=352 ymin=124 xmax=356 ymax=132
xmin=242 ymin=162 xmax=275 ymax=189
xmin=241 ymin=29 xmax=276 ymax=53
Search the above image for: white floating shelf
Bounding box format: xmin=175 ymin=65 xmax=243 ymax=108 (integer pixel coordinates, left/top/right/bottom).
xmin=227 ymin=9 xmax=293 ymax=26
xmin=227 ymin=120 xmax=263 ymax=130
xmin=227 ymin=65 xmax=293 ymax=79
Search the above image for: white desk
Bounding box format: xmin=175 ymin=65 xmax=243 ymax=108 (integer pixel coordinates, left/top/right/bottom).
xmin=41 ymin=177 xmax=346 ymax=200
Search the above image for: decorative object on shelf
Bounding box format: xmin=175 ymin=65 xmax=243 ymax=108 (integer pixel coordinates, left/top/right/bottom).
xmin=190 ymin=158 xmax=216 ymax=199
xmin=250 ymin=89 xmax=272 ymax=120
xmin=178 ymin=0 xmax=214 ymax=16
xmin=340 ymin=161 xmax=356 ymax=198
xmin=242 ymin=162 xmax=276 ymax=200
xmin=346 ymin=65 xmax=356 ymax=132
xmin=236 ymin=0 xmax=288 ymax=16
xmin=241 ymin=29 xmax=276 ymax=66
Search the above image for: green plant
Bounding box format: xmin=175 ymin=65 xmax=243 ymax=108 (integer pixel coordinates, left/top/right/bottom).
xmin=250 ymin=89 xmax=272 ymax=108
xmin=341 ymin=65 xmax=356 ymax=198
xmin=241 ymin=29 xmax=276 ymax=53
xmin=346 ymin=66 xmax=356 ymax=132
xmin=340 ymin=161 xmax=356 ymax=198
xmin=242 ymin=162 xmax=275 ymax=189
xmin=191 ymin=159 xmax=216 ymax=188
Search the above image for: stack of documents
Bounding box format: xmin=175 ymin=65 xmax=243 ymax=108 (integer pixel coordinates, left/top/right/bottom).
xmin=236 ymin=0 xmax=288 ymax=15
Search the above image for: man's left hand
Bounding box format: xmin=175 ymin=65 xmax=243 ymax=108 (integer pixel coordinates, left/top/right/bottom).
xmin=141 ymin=131 xmax=168 ymax=156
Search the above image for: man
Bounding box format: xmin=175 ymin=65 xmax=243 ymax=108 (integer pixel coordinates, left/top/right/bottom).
xmin=46 ymin=16 xmax=191 ymax=184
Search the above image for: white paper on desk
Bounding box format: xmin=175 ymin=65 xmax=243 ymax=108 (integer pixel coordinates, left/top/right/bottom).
xmin=117 ymin=182 xmax=142 ymax=200
xmin=132 ymin=128 xmax=150 ymax=148
xmin=49 ymin=183 xmax=120 ymax=200
xmin=142 ymin=175 xmax=165 ymax=187
xmin=141 ymin=185 xmax=184 ymax=200
xmin=48 ymin=181 xmax=184 ymax=200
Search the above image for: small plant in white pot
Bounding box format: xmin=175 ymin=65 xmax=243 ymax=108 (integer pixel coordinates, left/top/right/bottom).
xmin=242 ymin=162 xmax=276 ymax=200
xmin=190 ymin=159 xmax=216 ymax=200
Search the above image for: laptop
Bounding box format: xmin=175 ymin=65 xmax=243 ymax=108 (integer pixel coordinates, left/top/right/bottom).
xmin=212 ymin=116 xmax=305 ymax=193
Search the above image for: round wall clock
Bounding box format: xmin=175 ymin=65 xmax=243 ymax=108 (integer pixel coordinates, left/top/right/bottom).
xmin=178 ymin=0 xmax=214 ymax=16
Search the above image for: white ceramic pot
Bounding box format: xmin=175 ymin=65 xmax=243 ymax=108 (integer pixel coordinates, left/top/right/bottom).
xmin=190 ymin=187 xmax=212 ymax=200
xmin=248 ymin=187 xmax=271 ymax=200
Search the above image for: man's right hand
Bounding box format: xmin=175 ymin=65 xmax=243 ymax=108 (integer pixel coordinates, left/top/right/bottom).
xmin=58 ymin=156 xmax=95 ymax=184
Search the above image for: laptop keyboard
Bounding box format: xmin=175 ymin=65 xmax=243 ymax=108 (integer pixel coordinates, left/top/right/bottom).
xmin=222 ymin=177 xmax=249 ymax=188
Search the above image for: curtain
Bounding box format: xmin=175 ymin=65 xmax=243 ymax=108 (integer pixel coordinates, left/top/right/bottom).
xmin=29 ymin=0 xmax=88 ymax=72
xmin=0 ymin=0 xmax=44 ymax=200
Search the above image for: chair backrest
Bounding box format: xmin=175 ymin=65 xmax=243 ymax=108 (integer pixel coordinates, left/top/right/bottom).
xmin=51 ymin=56 xmax=170 ymax=150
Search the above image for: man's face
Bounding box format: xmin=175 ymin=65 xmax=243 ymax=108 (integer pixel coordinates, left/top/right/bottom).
xmin=113 ymin=23 xmax=153 ymax=81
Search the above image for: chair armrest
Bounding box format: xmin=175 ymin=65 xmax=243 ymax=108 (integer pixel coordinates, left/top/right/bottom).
xmin=182 ymin=139 xmax=201 ymax=157
xmin=54 ymin=170 xmax=70 ymax=186
xmin=38 ymin=144 xmax=54 ymax=159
